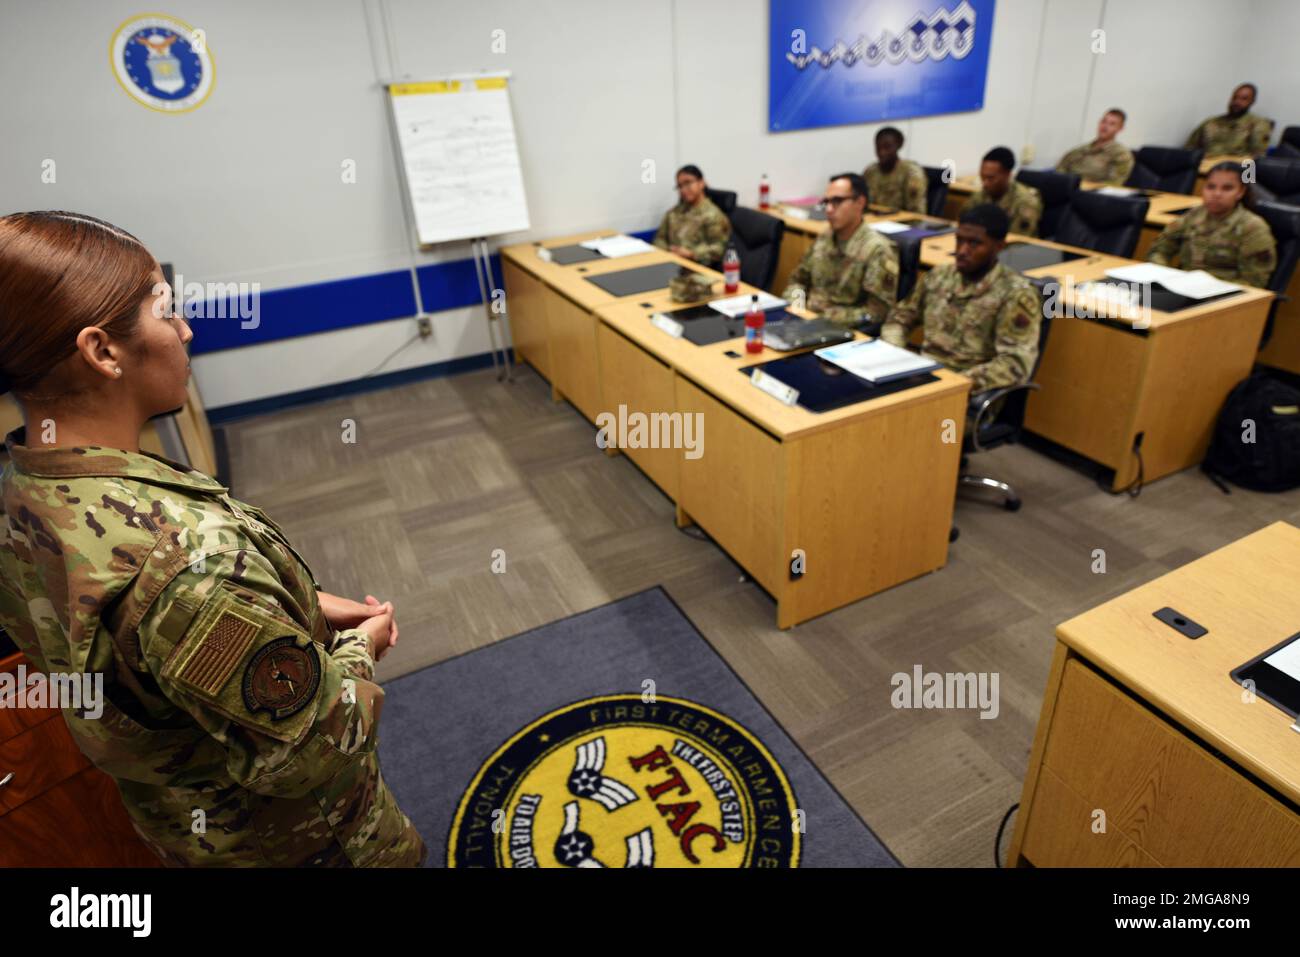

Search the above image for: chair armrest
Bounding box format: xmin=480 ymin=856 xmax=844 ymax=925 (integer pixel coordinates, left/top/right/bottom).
xmin=968 ymin=382 xmax=1041 ymax=452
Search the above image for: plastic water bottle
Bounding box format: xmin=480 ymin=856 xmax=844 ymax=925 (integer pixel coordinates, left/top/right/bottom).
xmin=723 ymin=248 xmax=740 ymax=294
xmin=744 ymin=295 xmax=765 ymax=354
xmin=759 ymin=174 xmax=771 ymax=210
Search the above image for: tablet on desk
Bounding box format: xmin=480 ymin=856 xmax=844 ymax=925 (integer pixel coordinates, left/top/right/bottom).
xmin=1232 ymin=631 xmax=1300 ymax=719
xmin=544 ymin=244 xmax=605 ymax=265
xmin=999 ymin=243 xmax=1087 ymax=273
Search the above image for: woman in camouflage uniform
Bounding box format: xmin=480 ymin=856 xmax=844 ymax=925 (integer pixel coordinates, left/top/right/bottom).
xmin=0 ymin=211 xmax=425 ymax=867
xmin=1147 ymin=161 xmax=1278 ymax=289
xmin=652 ymin=164 xmax=732 ymax=269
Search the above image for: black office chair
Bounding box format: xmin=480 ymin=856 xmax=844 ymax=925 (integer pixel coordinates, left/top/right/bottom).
xmin=1125 ymin=146 xmax=1203 ymax=195
xmin=704 ymin=187 xmax=738 ymax=216
xmin=958 ymin=277 xmax=1056 ymax=510
xmin=728 ymin=206 xmax=784 ymax=291
xmin=1015 ymin=169 xmax=1080 ymax=239
xmin=1253 ymin=157 xmax=1300 ymax=205
xmin=1053 ymin=191 xmax=1149 ymax=258
xmin=892 ymin=237 xmax=923 ymax=302
xmin=1254 ymin=201 xmax=1300 ymax=350
xmin=921 ymin=166 xmax=949 ymax=217
xmin=1277 ymin=126 xmax=1300 ymax=158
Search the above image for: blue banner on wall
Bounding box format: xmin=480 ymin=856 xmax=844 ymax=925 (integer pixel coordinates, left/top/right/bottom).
xmin=769 ymin=0 xmax=995 ymax=132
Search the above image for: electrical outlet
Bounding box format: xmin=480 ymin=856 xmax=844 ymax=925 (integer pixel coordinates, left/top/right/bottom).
xmin=417 ymin=316 xmax=432 ymax=338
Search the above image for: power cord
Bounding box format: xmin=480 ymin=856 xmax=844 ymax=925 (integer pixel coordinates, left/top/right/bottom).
xmin=1097 ymin=432 xmax=1144 ymax=497
xmin=994 ymin=802 xmax=1019 ymax=867
xmin=359 ymin=332 xmax=421 ymax=380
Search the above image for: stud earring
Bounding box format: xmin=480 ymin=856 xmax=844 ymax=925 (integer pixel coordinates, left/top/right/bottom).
xmin=114 ymin=368 xmax=122 ymax=376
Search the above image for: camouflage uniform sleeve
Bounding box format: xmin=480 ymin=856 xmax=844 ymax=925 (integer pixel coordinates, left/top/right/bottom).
xmin=1112 ymin=148 xmax=1134 ymax=185
xmin=1016 ymin=190 xmax=1043 ymax=236
xmin=652 ymin=210 xmax=671 ymax=250
xmin=1238 ymin=216 xmax=1278 ymax=288
xmin=781 ymin=244 xmax=814 ymax=301
xmin=1185 ymin=122 xmax=1207 ymax=151
xmin=880 ymin=270 xmax=924 ymax=347
xmin=1146 ymin=216 xmax=1187 ymax=266
xmin=963 ymin=282 xmax=1041 ymax=393
xmin=1250 ymin=118 xmax=1272 ymax=157
xmin=1055 ymin=147 xmax=1079 ymax=174
xmin=137 ymin=547 xmax=384 ymax=800
xmin=906 ymin=164 xmax=929 ymax=213
xmin=693 ymin=208 xmax=731 ymax=267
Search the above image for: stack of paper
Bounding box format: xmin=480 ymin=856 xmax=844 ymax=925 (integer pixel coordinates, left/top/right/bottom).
xmin=870 ymin=221 xmax=910 ymax=235
xmin=814 ymin=338 xmax=940 ymax=384
xmin=1094 ymin=186 xmax=1140 ymax=197
xmin=708 ymin=292 xmax=788 ymax=317
xmin=579 ymin=234 xmax=656 ymax=258
xmin=1104 ymin=262 xmax=1241 ymax=299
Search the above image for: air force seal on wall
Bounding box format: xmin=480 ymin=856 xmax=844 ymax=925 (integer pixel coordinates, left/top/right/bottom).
xmin=110 ymin=14 xmax=214 ymax=112
xmin=448 ymin=695 xmax=802 ymax=867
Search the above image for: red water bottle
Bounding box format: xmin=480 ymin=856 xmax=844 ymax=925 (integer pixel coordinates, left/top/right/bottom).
xmin=759 ymin=173 xmax=771 ymax=210
xmin=744 ymin=295 xmax=765 ymax=354
xmin=723 ymin=247 xmax=740 ymax=294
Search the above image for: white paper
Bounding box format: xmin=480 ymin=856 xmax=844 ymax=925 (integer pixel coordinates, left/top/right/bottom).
xmin=709 ymin=292 xmax=788 ymax=318
xmin=1266 ymin=640 xmax=1300 ymax=682
xmin=390 ymin=84 xmax=530 ymax=246
xmin=579 ymin=234 xmax=656 ymax=258
xmin=869 ymin=221 xmax=910 ymax=234
xmin=1104 ymin=263 xmax=1241 ymax=299
xmin=782 ymin=206 xmax=811 ymax=220
xmin=814 ymin=338 xmax=938 ymax=382
xmin=1095 ymin=186 xmax=1139 ymax=196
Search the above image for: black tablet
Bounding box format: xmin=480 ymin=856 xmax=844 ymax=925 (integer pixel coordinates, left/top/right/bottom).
xmin=1232 ymin=632 xmax=1300 ymax=718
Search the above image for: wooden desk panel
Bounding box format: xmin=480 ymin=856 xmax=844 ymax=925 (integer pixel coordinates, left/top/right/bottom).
xmin=1258 ymin=269 xmax=1300 ymax=376
xmin=502 ymin=259 xmax=552 ymax=379
xmin=596 ymin=323 xmax=682 ymax=500
xmin=1010 ymin=522 xmax=1300 ymax=867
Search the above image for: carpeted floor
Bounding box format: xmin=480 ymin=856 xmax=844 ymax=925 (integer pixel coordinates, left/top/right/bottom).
xmin=377 ymin=587 xmax=899 ymax=868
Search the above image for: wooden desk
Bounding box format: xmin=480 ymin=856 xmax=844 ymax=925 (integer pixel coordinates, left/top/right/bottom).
xmin=502 ymin=229 xmax=969 ymax=627
xmin=1008 ymin=521 xmax=1300 ymax=866
xmin=1258 ymin=269 xmax=1300 ymax=377
xmin=500 ymin=233 xmax=716 ymax=424
xmin=595 ymin=296 xmax=968 ymax=628
xmin=918 ymin=231 xmax=1273 ymax=490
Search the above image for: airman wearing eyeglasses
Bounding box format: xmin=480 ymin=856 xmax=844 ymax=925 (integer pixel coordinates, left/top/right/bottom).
xmin=651 ymin=164 xmax=732 ymax=269
xmin=781 ymin=173 xmax=899 ymax=332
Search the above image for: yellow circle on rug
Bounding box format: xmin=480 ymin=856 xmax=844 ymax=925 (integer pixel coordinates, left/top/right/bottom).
xmin=448 ymin=694 xmax=801 ymax=867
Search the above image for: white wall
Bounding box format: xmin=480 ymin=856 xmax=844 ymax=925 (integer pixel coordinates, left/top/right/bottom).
xmin=0 ymin=0 xmax=1282 ymax=411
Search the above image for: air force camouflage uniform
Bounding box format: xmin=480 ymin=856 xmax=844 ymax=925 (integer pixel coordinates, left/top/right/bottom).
xmin=880 ymin=262 xmax=1041 ymax=393
xmin=963 ymin=181 xmax=1043 ymax=237
xmin=1185 ymin=113 xmax=1273 ymax=157
xmin=1055 ymin=140 xmax=1135 ymax=185
xmin=0 ymin=432 xmax=426 ymax=867
xmin=1147 ymin=204 xmax=1277 ymax=289
xmin=652 ymin=196 xmax=731 ymax=268
xmin=782 ymin=220 xmax=899 ymax=328
xmin=864 ymin=160 xmax=929 ymax=213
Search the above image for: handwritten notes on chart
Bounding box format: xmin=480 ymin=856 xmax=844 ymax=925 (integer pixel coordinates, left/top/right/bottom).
xmin=388 ymin=78 xmax=530 ymax=246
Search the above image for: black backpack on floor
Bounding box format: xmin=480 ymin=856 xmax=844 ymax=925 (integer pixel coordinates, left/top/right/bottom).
xmin=1203 ymin=372 xmax=1300 ymax=492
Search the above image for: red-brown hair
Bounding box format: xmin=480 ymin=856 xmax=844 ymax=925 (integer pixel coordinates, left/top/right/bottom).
xmin=0 ymin=211 xmax=157 ymax=398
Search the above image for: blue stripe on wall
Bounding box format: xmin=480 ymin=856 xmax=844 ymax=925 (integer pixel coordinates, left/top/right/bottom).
xmin=185 ymin=228 xmax=658 ymax=356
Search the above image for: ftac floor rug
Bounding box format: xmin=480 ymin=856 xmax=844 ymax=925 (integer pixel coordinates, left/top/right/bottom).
xmin=377 ymin=586 xmax=899 ymax=868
